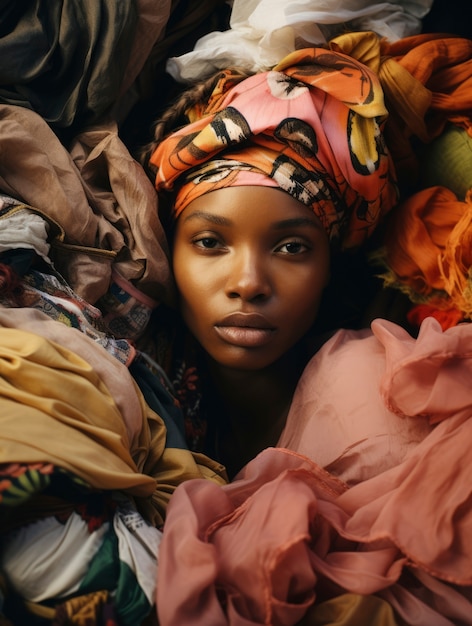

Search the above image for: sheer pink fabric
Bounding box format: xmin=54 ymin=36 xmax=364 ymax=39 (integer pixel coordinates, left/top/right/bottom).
xmin=157 ymin=318 xmax=472 ymax=625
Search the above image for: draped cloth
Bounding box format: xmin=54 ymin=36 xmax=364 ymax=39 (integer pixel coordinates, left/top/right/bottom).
xmin=0 ymin=318 xmax=227 ymax=528
xmin=329 ymin=32 xmax=472 ymax=328
xmin=156 ymin=317 xmax=472 ymax=625
xmin=328 ymin=31 xmax=472 ymax=188
xmin=164 ymin=0 xmax=434 ymax=83
xmin=0 ymin=0 xmax=172 ymax=132
xmin=374 ymin=186 xmax=472 ymax=329
xmin=150 ymin=47 xmax=399 ymax=249
xmin=0 ymin=106 xmax=175 ymax=312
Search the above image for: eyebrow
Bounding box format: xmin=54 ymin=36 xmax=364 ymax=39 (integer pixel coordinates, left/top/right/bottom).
xmin=182 ymin=211 xmax=231 ymax=226
xmin=182 ymin=211 xmax=323 ymax=230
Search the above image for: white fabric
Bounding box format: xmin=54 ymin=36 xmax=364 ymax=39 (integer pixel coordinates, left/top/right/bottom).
xmin=0 ymin=497 xmax=162 ymax=605
xmin=113 ymin=495 xmax=162 ymax=605
xmin=0 ymin=514 xmax=108 ymax=602
xmin=0 ymin=197 xmax=51 ymax=262
xmin=166 ymin=0 xmax=434 ymax=83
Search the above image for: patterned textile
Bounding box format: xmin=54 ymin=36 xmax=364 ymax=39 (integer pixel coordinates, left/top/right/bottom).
xmin=328 ymin=31 xmax=472 ymax=189
xmin=0 ymin=323 xmax=225 ymax=624
xmin=53 ymin=590 xmax=118 ymax=626
xmin=0 ymin=262 xmax=135 ymax=366
xmin=150 ymin=47 xmax=399 ymax=249
xmin=1 ymin=486 xmax=161 ymax=626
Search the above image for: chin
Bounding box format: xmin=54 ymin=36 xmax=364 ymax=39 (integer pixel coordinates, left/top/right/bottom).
xmin=208 ymin=347 xmax=291 ymax=373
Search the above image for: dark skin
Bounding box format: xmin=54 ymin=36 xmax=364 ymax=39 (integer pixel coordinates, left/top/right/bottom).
xmin=205 ymin=346 xmax=304 ymax=477
xmin=172 ymin=185 xmax=331 ymax=478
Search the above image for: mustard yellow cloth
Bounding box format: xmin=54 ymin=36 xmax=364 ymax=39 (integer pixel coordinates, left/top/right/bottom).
xmin=0 ymin=328 xmax=226 ymax=526
xmin=300 ymin=593 xmax=404 ymax=626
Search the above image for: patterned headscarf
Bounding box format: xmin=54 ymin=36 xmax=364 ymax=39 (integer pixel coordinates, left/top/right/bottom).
xmin=150 ymin=47 xmax=399 ymax=249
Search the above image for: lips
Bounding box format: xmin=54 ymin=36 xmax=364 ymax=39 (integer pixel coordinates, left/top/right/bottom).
xmin=215 ymin=312 xmax=276 ymax=348
xmin=217 ymin=312 xmax=275 ymax=329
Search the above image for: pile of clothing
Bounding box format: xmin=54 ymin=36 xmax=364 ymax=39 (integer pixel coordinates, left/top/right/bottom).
xmin=1 ymin=1 xmax=472 ymax=625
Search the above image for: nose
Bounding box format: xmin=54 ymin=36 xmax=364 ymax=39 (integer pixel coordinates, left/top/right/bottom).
xmin=225 ymin=249 xmax=272 ymax=302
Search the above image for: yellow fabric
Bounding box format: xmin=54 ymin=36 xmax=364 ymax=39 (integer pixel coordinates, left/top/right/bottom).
xmin=300 ymin=593 xmax=403 ymax=625
xmin=330 ymin=31 xmax=431 ymax=142
xmin=329 ymin=31 xmax=472 ymax=189
xmin=0 ymin=328 xmax=227 ymax=526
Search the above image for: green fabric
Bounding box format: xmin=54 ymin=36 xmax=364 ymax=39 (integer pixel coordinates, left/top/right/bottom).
xmin=419 ymin=124 xmax=472 ymax=199
xmin=299 ymin=593 xmax=404 ymax=626
xmin=79 ymin=526 xmax=152 ymax=626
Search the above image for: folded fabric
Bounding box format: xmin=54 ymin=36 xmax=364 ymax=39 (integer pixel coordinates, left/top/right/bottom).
xmin=278 ymin=325 xmax=434 ymax=485
xmin=1 ymin=496 xmax=162 ymax=626
xmin=0 ymin=105 xmax=174 ymax=311
xmin=166 ymin=0 xmax=434 ymax=82
xmin=0 ymin=324 xmax=227 ymax=528
xmin=0 ymin=0 xmax=172 ymax=132
xmin=157 ymin=317 xmax=472 ymax=625
xmin=0 ymin=195 xmax=51 ymax=262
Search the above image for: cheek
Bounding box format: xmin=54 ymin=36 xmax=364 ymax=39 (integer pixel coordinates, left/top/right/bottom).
xmin=172 ymin=249 xmax=218 ymax=330
xmin=173 ymin=263 xmax=201 ymax=314
xmin=282 ymin=264 xmax=330 ymax=326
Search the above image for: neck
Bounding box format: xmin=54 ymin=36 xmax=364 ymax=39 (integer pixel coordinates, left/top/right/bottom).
xmin=205 ymin=349 xmax=303 ymax=477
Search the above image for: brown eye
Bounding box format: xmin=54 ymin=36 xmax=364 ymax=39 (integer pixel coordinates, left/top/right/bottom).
xmin=276 ymin=240 xmax=308 ymax=254
xmin=194 ymin=237 xmax=220 ymax=249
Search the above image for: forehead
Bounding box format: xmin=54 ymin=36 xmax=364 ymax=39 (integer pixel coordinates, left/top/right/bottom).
xmin=176 ymin=185 xmax=327 ymax=234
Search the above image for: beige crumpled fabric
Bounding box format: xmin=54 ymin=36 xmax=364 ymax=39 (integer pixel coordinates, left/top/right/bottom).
xmin=0 ymin=104 xmax=175 ymax=309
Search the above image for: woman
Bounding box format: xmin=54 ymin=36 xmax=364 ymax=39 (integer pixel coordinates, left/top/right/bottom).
xmin=144 ymin=45 xmax=398 ymax=477
xmin=142 ymin=40 xmax=472 ymax=626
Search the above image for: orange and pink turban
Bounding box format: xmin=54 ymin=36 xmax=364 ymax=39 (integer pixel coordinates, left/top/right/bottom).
xmin=150 ymin=47 xmax=399 ymax=249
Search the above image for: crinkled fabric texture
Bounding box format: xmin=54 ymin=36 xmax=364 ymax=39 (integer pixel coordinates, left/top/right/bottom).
xmin=331 ymin=31 xmax=472 ymax=188
xmin=157 ymin=317 xmax=472 ymax=625
xmin=0 ymin=325 xmax=226 ymax=527
xmin=151 ymin=48 xmax=398 ymax=249
xmin=0 ymin=196 xmax=51 ymax=262
xmin=0 ymin=105 xmax=174 ymax=310
xmin=165 ymin=0 xmax=434 ymax=82
xmin=377 ymin=186 xmax=472 ymax=327
xmin=0 ymin=0 xmax=172 ymax=132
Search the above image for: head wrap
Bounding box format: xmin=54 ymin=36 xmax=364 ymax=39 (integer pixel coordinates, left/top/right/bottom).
xmin=150 ymin=47 xmax=399 ymax=249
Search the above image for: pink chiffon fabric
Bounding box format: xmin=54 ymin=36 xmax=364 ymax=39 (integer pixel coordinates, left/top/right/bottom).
xmin=156 ymin=318 xmax=472 ymax=625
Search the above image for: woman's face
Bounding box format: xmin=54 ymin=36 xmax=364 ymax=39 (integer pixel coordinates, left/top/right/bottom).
xmin=172 ymin=185 xmax=330 ymax=371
